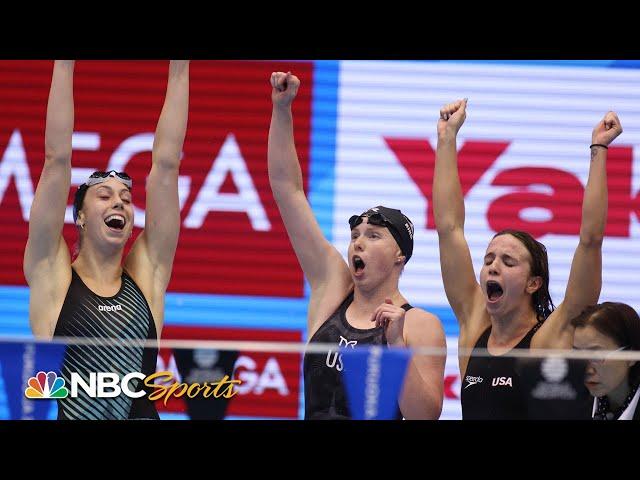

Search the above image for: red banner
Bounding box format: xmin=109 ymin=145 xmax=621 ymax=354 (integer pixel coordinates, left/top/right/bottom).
xmin=0 ymin=60 xmax=313 ymax=297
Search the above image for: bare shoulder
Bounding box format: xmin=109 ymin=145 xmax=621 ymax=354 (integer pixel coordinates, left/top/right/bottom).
xmin=26 ymin=239 xmax=73 ymax=338
xmin=458 ymin=302 xmax=491 ymax=350
xmin=531 ymin=304 xmax=574 ymax=349
xmin=404 ymin=307 xmax=446 ymax=346
xmin=123 ymin=234 xmax=167 ymax=332
xmin=124 ymin=232 xmax=155 ymax=297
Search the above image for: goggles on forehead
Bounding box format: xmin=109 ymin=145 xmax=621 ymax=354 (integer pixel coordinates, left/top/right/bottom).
xmin=85 ymin=170 xmax=132 ymax=189
xmin=349 ymin=211 xmax=395 ymax=231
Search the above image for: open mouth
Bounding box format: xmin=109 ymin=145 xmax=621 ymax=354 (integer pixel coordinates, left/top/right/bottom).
xmin=486 ymin=280 xmax=504 ymax=302
xmin=104 ymin=214 xmax=126 ymax=231
xmin=353 ymin=255 xmax=365 ymax=274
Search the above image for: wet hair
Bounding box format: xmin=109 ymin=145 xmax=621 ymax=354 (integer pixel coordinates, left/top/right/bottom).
xmin=71 ymin=184 xmax=90 ymax=257
xmin=73 ymin=183 xmax=90 ymax=223
xmin=493 ymin=229 xmax=555 ymax=322
xmin=571 ymin=302 xmax=640 ymax=386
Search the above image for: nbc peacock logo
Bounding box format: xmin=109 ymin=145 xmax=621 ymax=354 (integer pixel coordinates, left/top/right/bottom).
xmin=25 ymin=371 xmax=69 ymax=399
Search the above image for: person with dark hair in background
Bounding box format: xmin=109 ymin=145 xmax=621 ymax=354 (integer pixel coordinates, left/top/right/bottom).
xmin=24 ymin=60 xmax=189 ymax=419
xmin=433 ymin=98 xmax=623 ymax=419
xmin=573 ymin=302 xmax=640 ymax=420
xmin=268 ymin=71 xmax=446 ymax=420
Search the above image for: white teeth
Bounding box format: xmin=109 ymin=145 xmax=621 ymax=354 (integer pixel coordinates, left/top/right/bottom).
xmin=105 ymin=215 xmax=125 ymax=223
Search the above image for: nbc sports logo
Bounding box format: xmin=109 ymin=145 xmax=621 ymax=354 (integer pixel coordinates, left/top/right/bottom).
xmin=25 ymin=371 xmax=69 ymax=399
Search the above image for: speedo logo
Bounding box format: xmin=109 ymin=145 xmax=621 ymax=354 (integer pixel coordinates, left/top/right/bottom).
xmin=98 ymin=305 xmax=122 ymax=312
xmin=464 ymin=375 xmax=483 ymax=389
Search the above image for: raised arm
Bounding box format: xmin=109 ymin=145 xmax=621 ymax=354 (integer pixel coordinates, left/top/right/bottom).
xmin=24 ymin=60 xmax=75 ymax=337
xmin=534 ymin=112 xmax=622 ymax=349
xmin=126 ymin=60 xmax=189 ymax=292
xmin=268 ymin=72 xmax=350 ymax=296
xmin=433 ymin=99 xmax=485 ymax=332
